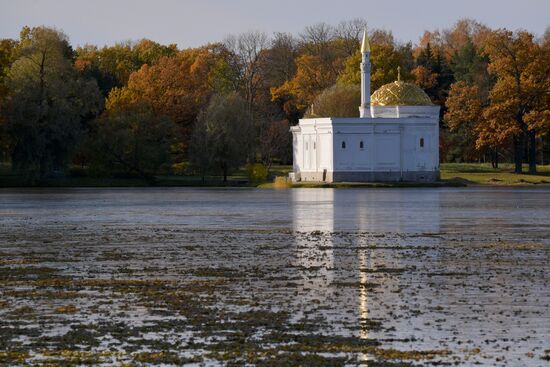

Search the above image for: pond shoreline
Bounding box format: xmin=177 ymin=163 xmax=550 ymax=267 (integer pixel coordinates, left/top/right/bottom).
xmin=4 ymin=178 xmax=550 ymax=188
xmin=1 ymin=163 xmax=549 ymax=188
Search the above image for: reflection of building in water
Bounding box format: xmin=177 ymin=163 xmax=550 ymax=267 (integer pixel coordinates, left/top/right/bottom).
xmin=292 ymin=189 xmax=442 ymax=356
xmin=292 ymin=189 xmax=335 ymax=232
xmin=330 ymin=189 xmax=441 ymax=233
xmin=292 ymin=189 xmax=336 ymax=312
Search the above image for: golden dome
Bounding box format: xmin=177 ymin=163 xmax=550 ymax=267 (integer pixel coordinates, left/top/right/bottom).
xmin=371 ymin=80 xmax=433 ymax=107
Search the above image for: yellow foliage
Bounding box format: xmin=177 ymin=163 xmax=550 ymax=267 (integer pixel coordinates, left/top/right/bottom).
xmin=246 ymin=163 xmax=268 ymax=181
xmin=273 ymin=176 xmax=291 ymax=189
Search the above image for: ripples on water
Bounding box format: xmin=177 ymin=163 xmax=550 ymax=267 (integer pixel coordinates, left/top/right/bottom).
xmin=0 ymin=188 xmax=548 ymax=366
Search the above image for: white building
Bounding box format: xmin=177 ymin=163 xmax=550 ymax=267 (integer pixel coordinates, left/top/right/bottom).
xmin=290 ymin=30 xmax=440 ymax=183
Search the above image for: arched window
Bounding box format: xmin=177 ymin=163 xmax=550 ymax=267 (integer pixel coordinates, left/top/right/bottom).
xmin=341 ymin=141 xmax=346 ymax=149
xmin=360 ymin=141 xmax=364 ymax=149
xmin=420 ymin=138 xmax=424 ymax=148
xmin=305 ymin=142 xmax=308 ymax=150
xmin=313 ymin=142 xmax=316 ymax=150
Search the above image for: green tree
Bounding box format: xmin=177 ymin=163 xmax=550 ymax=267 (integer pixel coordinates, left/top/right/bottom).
xmin=0 ymin=38 xmax=18 ymax=159
xmin=413 ymin=42 xmax=454 ymax=104
xmin=338 ymin=30 xmax=409 ymax=91
xmin=305 ymin=84 xmax=360 ymax=118
xmin=0 ymin=39 xmax=17 ymax=98
xmin=90 ymin=103 xmax=173 ymax=180
xmin=188 ymin=116 xmax=212 ymax=182
xmin=259 ymin=119 xmax=292 ymax=169
xmin=190 ymin=93 xmax=254 ymax=182
xmin=3 ymin=27 xmax=102 ymax=179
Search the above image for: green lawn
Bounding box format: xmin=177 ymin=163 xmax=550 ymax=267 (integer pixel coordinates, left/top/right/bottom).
xmin=1 ymin=162 xmax=549 ymax=187
xmin=440 ymin=163 xmax=550 ymax=185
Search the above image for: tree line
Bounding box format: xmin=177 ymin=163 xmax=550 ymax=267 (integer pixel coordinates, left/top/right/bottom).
xmin=0 ymin=19 xmax=549 ymax=182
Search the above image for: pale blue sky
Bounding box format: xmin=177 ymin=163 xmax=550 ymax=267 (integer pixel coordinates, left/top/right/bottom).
xmin=1 ymin=0 xmax=549 ymax=48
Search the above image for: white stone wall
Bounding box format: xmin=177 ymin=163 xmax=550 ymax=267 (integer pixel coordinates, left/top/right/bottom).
xmin=291 ymin=106 xmax=440 ymax=182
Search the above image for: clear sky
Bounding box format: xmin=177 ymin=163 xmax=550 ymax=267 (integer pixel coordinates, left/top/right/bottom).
xmin=1 ymin=0 xmax=549 ymax=48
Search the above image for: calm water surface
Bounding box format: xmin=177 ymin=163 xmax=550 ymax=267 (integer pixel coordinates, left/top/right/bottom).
xmin=0 ymin=187 xmax=549 ymax=366
xmin=2 ymin=187 xmax=549 ymax=232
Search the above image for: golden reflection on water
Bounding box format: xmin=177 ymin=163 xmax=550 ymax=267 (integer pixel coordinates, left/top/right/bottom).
xmin=359 ymin=249 xmax=370 ymax=340
xmin=291 ymin=189 xmax=442 ymax=365
xmin=358 ymin=249 xmax=370 ymax=365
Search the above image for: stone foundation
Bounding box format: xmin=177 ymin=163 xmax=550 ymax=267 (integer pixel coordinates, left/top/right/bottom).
xmin=295 ymin=170 xmax=439 ymax=183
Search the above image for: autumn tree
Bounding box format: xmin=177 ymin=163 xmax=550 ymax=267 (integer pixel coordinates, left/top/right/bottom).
xmin=271 ymin=20 xmax=365 ymax=123
xmin=412 ymin=41 xmax=454 ymax=104
xmin=441 ymin=19 xmax=491 ymax=61
xmin=338 ymin=30 xmax=411 ymax=91
xmin=75 ymin=39 xmax=176 ymax=97
xmin=444 ymin=81 xmax=505 ymax=165
xmin=440 ymin=20 xmax=494 ymax=162
xmin=106 ymin=45 xmax=230 ymax=157
xmin=271 ymin=54 xmax=339 ymax=121
xmin=264 ymin=33 xmax=298 ymax=87
xmin=334 ymin=19 xmax=368 ymax=57
xmin=0 ymin=38 xmax=17 ymax=99
xmin=482 ymin=30 xmax=550 ymax=173
xmin=224 ymin=31 xmax=270 ymax=112
xmin=75 ymin=42 xmax=139 ymax=95
xmin=3 ymin=27 xmax=102 ymax=179
xmin=259 ymin=33 xmax=300 ymax=121
xmin=299 ymin=22 xmax=335 ymax=61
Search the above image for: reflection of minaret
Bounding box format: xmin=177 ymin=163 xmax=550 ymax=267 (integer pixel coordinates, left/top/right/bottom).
xmin=292 ymin=189 xmax=444 ymax=346
xmin=353 ymin=189 xmax=443 ymax=354
xmin=359 ymin=28 xmax=371 ymax=118
xmin=355 ymin=199 xmax=372 ymax=342
xmin=354 ymin=194 xmax=373 ymax=367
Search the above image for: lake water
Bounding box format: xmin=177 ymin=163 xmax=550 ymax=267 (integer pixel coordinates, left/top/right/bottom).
xmin=0 ymin=187 xmax=549 ymax=366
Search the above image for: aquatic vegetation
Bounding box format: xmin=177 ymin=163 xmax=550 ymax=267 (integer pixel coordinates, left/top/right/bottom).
xmin=0 ymin=188 xmax=548 ymax=366
xmin=55 ymin=304 xmax=79 ymax=314
xmin=133 ymin=351 xmax=201 ymax=364
xmin=0 ymin=351 xmax=29 ymax=364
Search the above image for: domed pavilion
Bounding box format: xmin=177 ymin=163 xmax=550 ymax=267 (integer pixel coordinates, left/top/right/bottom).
xmin=290 ymin=29 xmax=440 ymax=183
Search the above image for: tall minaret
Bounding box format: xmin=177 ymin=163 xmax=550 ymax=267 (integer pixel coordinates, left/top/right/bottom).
xmin=359 ymin=29 xmax=371 ymax=118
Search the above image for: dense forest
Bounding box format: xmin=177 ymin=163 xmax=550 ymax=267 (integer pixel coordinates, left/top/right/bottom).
xmin=0 ymin=19 xmax=549 ymax=182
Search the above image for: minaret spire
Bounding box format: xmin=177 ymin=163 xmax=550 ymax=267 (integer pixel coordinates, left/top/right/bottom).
xmin=359 ymin=28 xmax=371 ymax=118
xmin=361 ymin=29 xmax=371 ymax=53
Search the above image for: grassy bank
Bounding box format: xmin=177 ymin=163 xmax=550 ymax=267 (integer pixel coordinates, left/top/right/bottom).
xmin=261 ymin=163 xmax=550 ymax=188
xmin=0 ymin=164 xmax=292 ymax=188
xmin=440 ymin=163 xmax=550 ymax=185
xmin=1 ymin=163 xmax=549 ymax=188
xmin=258 ymin=180 xmax=467 ymax=189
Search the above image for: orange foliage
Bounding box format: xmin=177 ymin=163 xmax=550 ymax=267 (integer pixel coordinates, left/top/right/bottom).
xmin=106 ymin=46 xmax=228 ymax=153
xmin=411 ymin=65 xmax=438 ymax=91
xmin=482 ymin=30 xmax=550 ymax=136
xmin=271 ymin=54 xmax=339 ymax=115
xmin=445 ymin=81 xmax=482 ymax=132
